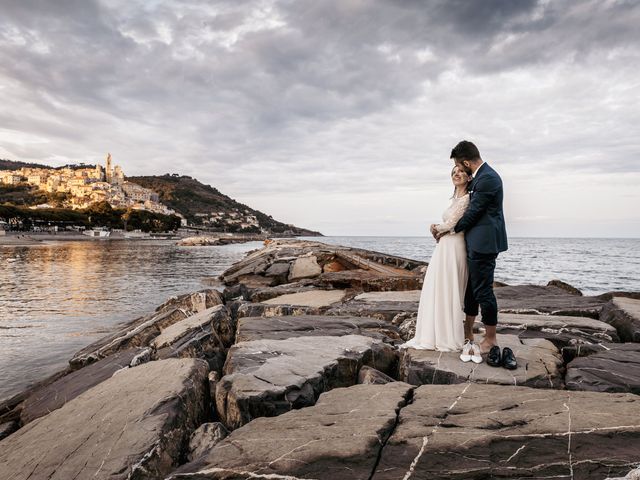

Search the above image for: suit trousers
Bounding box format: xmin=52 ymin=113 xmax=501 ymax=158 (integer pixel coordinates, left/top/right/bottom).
xmin=463 ymin=249 xmax=499 ymax=326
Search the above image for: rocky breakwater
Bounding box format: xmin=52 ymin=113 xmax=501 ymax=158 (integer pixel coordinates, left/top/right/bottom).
xmin=2 ymin=238 xmax=640 ymax=479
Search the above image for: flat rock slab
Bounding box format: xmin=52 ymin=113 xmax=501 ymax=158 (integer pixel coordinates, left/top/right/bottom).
xmin=261 ymin=289 xmax=347 ymax=307
xmin=354 ymin=290 xmax=421 ymax=303
xmin=326 ymin=296 xmax=419 ymax=323
xmin=400 ymin=334 xmax=563 ymax=389
xmin=374 ymin=384 xmax=640 ymax=479
xmin=169 ymin=382 xmax=415 ymax=480
xmin=566 ymin=343 xmax=640 ymax=394
xmin=236 ymin=315 xmax=400 ymax=342
xmin=601 ymin=297 xmax=640 ymax=342
xmin=0 ymin=359 xmax=210 ymax=480
xmin=495 ymin=312 xmax=619 ymax=347
xmin=20 ymin=348 xmax=147 ymax=425
xmin=215 ymin=334 xmax=399 ymax=429
xmin=496 ymin=284 xmax=608 ymax=318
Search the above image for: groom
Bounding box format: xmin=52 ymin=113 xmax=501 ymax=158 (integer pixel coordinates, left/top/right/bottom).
xmin=434 ymin=140 xmax=510 ymax=367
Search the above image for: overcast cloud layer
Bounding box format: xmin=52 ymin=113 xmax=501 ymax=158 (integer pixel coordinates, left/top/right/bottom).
xmin=1 ymin=0 xmax=639 ymax=236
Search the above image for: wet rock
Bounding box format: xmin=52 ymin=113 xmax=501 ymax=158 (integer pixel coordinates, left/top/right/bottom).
xmin=215 ymin=334 xmax=399 ymax=429
xmin=358 ymin=365 xmax=395 ymax=385
xmin=288 ymin=254 xmax=322 ymax=281
xmin=169 ymin=382 xmax=415 ymax=480
xmin=326 ymin=290 xmax=420 ymax=322
xmin=0 ymin=359 xmax=210 ymax=480
xmin=261 ymin=288 xmax=348 ymax=307
xmin=187 ymin=422 xmax=228 ymax=462
xmin=20 ymin=348 xmax=147 ymax=425
xmin=496 ymin=284 xmax=608 ymax=318
xmin=566 ymin=343 xmax=640 ymax=394
xmin=600 ymin=297 xmax=640 ymax=342
xmin=494 ymin=312 xmax=619 ymax=348
xmin=70 ymin=289 xmax=223 ymax=368
xmin=400 ymin=333 xmax=563 ymax=389
xmin=235 ymin=314 xmax=400 ymax=343
xmin=374 ymin=384 xmax=640 ymax=479
xmin=548 ymin=279 xmax=583 ymax=296
xmin=154 ymin=305 xmax=234 ymax=374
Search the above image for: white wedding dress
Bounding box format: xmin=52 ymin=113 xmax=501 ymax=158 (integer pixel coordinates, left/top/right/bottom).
xmin=400 ymin=194 xmax=470 ymax=351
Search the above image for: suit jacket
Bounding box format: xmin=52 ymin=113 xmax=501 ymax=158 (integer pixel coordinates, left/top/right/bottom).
xmin=453 ymin=163 xmax=508 ymax=254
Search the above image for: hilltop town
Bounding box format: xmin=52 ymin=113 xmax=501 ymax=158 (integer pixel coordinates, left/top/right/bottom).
xmin=0 ymin=154 xmax=174 ymax=216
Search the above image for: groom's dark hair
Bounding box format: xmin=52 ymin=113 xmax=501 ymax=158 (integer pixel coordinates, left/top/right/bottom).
xmin=450 ymin=140 xmax=481 ymax=162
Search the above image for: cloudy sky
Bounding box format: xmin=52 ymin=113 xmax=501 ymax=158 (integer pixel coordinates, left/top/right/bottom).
xmin=1 ymin=0 xmax=638 ymax=237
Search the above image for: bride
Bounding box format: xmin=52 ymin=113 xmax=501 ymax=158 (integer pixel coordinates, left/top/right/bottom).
xmin=400 ymin=165 xmax=481 ymax=363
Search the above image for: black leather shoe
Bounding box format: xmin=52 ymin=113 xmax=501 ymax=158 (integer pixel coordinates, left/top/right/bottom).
xmin=502 ymin=347 xmax=517 ymax=370
xmin=487 ymin=345 xmax=502 ymax=367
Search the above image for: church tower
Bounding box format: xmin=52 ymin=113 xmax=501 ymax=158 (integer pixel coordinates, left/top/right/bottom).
xmin=106 ymin=153 xmax=113 ymax=183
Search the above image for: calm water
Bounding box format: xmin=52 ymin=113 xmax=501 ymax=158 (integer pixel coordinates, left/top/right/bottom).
xmin=1 ymin=236 xmax=639 ymax=402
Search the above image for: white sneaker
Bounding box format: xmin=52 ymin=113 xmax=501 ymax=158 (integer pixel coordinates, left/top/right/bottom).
xmin=460 ymin=340 xmax=472 ymax=362
xmin=470 ymin=342 xmax=483 ymax=364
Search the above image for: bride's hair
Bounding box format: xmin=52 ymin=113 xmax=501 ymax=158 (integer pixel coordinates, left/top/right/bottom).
xmin=450 ymin=166 xmax=470 ymax=199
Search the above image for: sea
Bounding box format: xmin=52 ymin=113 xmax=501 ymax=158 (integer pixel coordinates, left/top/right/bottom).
xmin=1 ymin=236 xmax=639 ymax=403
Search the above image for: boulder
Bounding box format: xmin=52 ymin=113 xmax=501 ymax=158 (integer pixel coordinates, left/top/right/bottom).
xmin=600 ymin=297 xmax=640 ymax=342
xmin=0 ymin=359 xmax=210 ymax=480
xmin=496 ymin=284 xmax=609 ymax=318
xmin=260 ymin=289 xmax=348 ymax=307
xmin=566 ymin=343 xmax=640 ymax=394
xmin=215 ymin=334 xmax=399 ymax=429
xmin=154 ymin=305 xmax=234 ymax=374
xmin=70 ymin=289 xmax=223 ymax=368
xmin=187 ymin=422 xmax=228 ymax=462
xmin=20 ymin=348 xmax=147 ymax=425
xmin=547 ymin=279 xmax=583 ymax=296
xmin=400 ymin=334 xmax=563 ymax=389
xmin=243 ymin=280 xmax=319 ymax=303
xmin=169 ymin=382 xmax=415 ymax=479
xmin=323 ymin=259 xmax=346 ymax=272
xmin=374 ymin=384 xmax=640 ymax=479
xmin=288 ymin=254 xmax=322 ymax=281
xmin=235 ymin=314 xmax=400 ymax=343
xmin=494 ymin=312 xmax=619 ymax=348
xmin=358 ymin=365 xmax=395 ymax=385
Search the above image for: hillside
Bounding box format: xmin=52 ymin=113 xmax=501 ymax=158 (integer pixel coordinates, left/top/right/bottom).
xmin=127 ymin=174 xmax=321 ymax=235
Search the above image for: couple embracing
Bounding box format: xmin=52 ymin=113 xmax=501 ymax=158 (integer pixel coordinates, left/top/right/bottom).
xmin=401 ymin=140 xmax=513 ymax=369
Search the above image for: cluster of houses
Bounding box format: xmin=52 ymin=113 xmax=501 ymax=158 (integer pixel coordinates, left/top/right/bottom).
xmin=0 ymin=154 xmax=175 ymax=216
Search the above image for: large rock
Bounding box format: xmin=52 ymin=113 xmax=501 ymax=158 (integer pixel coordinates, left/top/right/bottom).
xmin=566 ymin=343 xmax=640 ymax=394
xmin=20 ymin=348 xmax=148 ymax=425
xmin=215 ymin=334 xmax=399 ymax=429
xmin=601 ymin=297 xmax=640 ymax=342
xmin=236 ymin=302 xmax=324 ymax=319
xmin=374 ymin=384 xmax=640 ymax=479
xmin=496 ymin=284 xmax=608 ymax=318
xmin=317 ymin=269 xmax=423 ymax=291
xmin=326 ymin=290 xmax=420 ymax=322
xmin=169 ymin=382 xmax=415 ymax=479
xmin=495 ymin=312 xmax=619 ymax=348
xmin=288 ymin=254 xmax=322 ymax=281
xmin=154 ymin=305 xmax=234 ymax=374
xmin=70 ymin=289 xmax=223 ymax=368
xmin=236 ymin=314 xmax=400 ymax=342
xmin=0 ymin=359 xmax=210 ymax=480
xmin=400 ymin=334 xmax=563 ymax=389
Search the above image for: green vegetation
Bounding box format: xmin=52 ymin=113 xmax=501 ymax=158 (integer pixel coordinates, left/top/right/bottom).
xmin=128 ymin=174 xmax=321 ymax=235
xmin=0 ymin=201 xmax=181 ymax=232
xmin=0 ymin=184 xmax=69 ymax=207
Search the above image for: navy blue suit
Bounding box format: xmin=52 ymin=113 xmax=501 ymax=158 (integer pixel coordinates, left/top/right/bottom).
xmin=453 ymin=163 xmax=507 ymax=326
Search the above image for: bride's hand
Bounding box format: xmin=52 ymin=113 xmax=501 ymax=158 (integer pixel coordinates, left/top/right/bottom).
xmin=430 ymin=224 xmax=438 ymax=238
